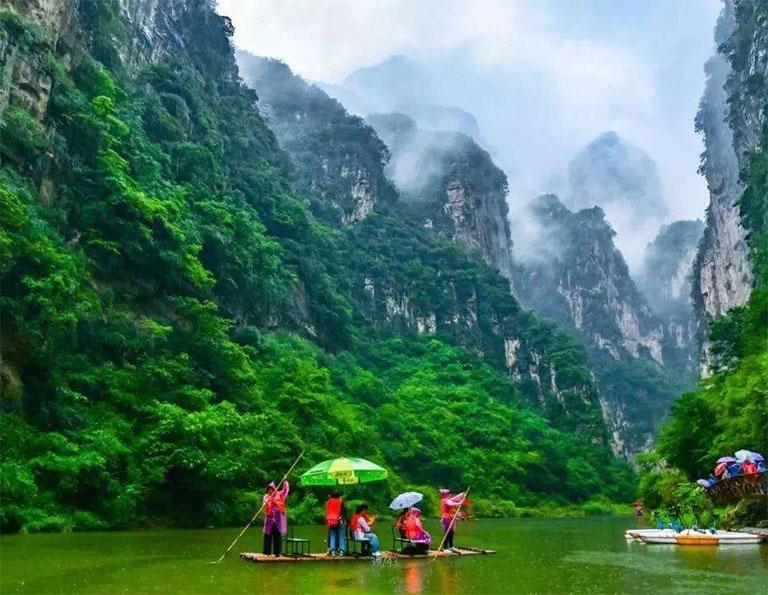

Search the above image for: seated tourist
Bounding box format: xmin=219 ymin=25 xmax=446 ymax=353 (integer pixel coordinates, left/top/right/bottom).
xmin=351 ymin=503 xmax=381 ymax=557
xmin=404 ymin=507 xmax=431 ymax=552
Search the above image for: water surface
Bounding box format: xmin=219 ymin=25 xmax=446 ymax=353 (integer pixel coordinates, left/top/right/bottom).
xmin=1 ymin=517 xmax=765 ymax=594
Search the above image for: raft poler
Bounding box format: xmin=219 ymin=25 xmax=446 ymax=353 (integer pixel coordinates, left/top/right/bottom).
xmin=439 ymin=488 xmax=466 ymax=551
xmin=262 ymin=480 xmax=290 ymax=557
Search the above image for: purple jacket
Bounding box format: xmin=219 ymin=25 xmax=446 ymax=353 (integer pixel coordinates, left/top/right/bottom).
xmin=262 ymin=481 xmax=290 ymax=535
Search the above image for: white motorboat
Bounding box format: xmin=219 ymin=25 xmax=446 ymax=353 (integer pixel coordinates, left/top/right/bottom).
xmin=624 ymin=528 xmax=676 ymax=541
xmin=638 ymin=529 xmax=766 ymax=545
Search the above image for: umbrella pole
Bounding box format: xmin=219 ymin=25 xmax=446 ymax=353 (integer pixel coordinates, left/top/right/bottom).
xmin=432 ymin=486 xmax=470 ymax=560
xmin=213 ymin=450 xmax=305 ymax=564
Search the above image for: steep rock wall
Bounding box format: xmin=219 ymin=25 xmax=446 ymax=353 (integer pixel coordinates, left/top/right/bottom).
xmin=366 ymin=112 xmax=514 ymax=282
xmin=236 ymin=53 xmax=395 ymax=226
xmin=692 ymin=0 xmax=764 ymax=371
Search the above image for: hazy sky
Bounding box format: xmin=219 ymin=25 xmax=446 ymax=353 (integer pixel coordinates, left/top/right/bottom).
xmin=219 ymin=0 xmax=722 ymax=247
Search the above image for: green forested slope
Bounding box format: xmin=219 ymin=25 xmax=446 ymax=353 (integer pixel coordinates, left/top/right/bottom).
xmin=0 ymin=2 xmax=631 ymax=533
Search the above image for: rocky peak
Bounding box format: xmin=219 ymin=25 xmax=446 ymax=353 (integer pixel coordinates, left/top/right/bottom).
xmin=568 ymin=131 xmax=669 ymax=270
xmin=366 ymin=112 xmax=513 ymax=282
xmin=511 ymin=195 xmax=693 ymax=458
xmin=236 ymin=52 xmax=395 ymax=226
xmin=568 ymin=131 xmax=668 ymax=218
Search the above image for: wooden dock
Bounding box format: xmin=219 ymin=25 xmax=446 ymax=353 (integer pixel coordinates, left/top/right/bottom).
xmin=240 ymin=547 xmax=496 ymax=563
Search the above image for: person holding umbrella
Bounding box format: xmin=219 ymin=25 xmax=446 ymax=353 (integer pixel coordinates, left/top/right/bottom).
xmin=390 ymin=491 xmax=423 ymax=538
xmin=404 ymin=508 xmax=431 ymax=552
xmin=263 ymin=480 xmax=290 ymax=556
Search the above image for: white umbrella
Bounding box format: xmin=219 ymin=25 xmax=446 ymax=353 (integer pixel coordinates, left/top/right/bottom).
xmin=734 ymin=449 xmax=752 ymax=462
xmin=389 ymin=491 xmax=423 ymax=510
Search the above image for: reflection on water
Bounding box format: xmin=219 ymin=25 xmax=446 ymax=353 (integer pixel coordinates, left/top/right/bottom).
xmin=1 ymin=517 xmax=765 ymax=594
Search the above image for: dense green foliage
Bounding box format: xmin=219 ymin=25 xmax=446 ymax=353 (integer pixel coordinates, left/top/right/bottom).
xmin=0 ymin=3 xmax=633 ymax=533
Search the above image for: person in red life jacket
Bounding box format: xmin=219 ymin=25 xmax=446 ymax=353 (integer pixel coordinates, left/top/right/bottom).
xmin=262 ymin=480 xmax=289 ymax=556
xmin=325 ymin=490 xmax=347 ymax=556
xmin=351 ymin=503 xmax=381 ymax=556
xmin=439 ymin=488 xmax=466 ymax=551
xmin=395 ymin=508 xmax=410 ymax=538
xmin=404 ymin=507 xmax=431 ymax=552
xmin=742 ymin=460 xmax=758 ymax=475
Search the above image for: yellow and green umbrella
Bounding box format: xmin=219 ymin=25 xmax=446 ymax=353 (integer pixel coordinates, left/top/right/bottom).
xmin=300 ymin=457 xmax=388 ymax=486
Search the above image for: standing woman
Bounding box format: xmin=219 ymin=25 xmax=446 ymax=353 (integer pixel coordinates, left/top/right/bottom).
xmin=439 ymin=488 xmax=465 ymax=551
xmin=325 ymin=490 xmax=347 ymax=556
xmin=263 ymin=480 xmax=290 ymax=556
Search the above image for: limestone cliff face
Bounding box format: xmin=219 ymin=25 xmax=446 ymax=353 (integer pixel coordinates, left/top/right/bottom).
xmin=366 ymin=112 xmax=514 ymax=282
xmin=641 ymin=220 xmax=704 ymax=315
xmin=235 ymin=52 xmax=395 ymax=226
xmin=511 ymin=195 xmax=690 ymax=458
xmin=692 ymin=0 xmax=765 ymax=370
xmin=513 ymin=195 xmax=666 ymax=364
xmin=0 ymin=0 xmax=234 ymax=122
xmin=0 ymin=0 xmax=73 ymax=119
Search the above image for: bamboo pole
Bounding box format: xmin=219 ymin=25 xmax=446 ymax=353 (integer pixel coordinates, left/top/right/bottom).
xmin=213 ymin=450 xmax=305 ymax=563
xmin=432 ymin=486 xmax=470 ymax=560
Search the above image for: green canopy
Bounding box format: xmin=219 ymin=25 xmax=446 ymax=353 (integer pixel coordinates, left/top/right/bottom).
xmin=300 ymin=457 xmax=388 ymax=486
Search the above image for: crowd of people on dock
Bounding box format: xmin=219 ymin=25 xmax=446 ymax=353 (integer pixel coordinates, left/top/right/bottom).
xmin=696 ymin=449 xmax=765 ymax=489
xmin=259 ymin=481 xmax=468 ymax=557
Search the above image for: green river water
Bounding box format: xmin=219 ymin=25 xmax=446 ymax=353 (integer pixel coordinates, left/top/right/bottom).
xmin=1 ymin=517 xmax=766 ymax=594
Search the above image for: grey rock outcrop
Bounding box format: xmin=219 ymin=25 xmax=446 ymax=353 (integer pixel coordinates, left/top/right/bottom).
xmin=366 ymin=112 xmax=513 ymax=282
xmin=236 ymin=52 xmax=395 ymax=226
xmin=691 ymin=0 xmax=764 ymax=372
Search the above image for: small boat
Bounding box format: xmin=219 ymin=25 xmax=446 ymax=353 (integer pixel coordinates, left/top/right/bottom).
xmin=624 ymin=529 xmax=675 ymax=541
xmin=639 ymin=529 xmax=765 ymax=546
xmin=241 ymin=547 xmax=496 ymax=563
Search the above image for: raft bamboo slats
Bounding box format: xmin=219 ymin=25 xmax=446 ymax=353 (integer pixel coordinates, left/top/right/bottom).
xmin=240 ymin=548 xmax=496 ymax=563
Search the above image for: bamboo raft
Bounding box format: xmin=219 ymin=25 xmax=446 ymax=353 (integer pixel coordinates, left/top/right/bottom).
xmin=240 ymin=547 xmax=496 ymax=563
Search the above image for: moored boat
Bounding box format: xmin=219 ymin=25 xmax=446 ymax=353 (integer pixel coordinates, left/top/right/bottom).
xmin=639 ymin=529 xmax=765 ymax=545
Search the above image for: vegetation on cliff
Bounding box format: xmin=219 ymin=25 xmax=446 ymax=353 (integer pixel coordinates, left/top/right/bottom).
xmin=0 ymin=3 xmax=632 ymax=533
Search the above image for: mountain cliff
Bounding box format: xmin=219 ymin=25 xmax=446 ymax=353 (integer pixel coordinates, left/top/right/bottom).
xmin=640 ymin=220 xmax=705 ymax=317
xmin=365 ymin=111 xmax=513 ymax=281
xmin=0 ymin=0 xmax=632 ymax=531
xmin=235 ymin=52 xmax=396 ymax=225
xmin=568 ymin=131 xmax=668 ymax=270
xmin=691 ymin=0 xmax=762 ymax=371
xmin=649 ymin=0 xmax=767 ymax=487
xmin=510 ymin=195 xmax=692 ymax=458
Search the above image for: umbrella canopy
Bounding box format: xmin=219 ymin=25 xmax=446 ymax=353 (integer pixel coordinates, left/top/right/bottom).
xmin=696 ymin=479 xmax=711 ymax=488
xmin=750 ymin=452 xmax=765 ymax=463
xmin=300 ymin=457 xmax=388 ymax=486
xmin=716 ymin=456 xmax=736 ymax=464
xmin=734 ymin=449 xmax=752 ymax=462
xmin=389 ymin=492 xmax=423 ymax=510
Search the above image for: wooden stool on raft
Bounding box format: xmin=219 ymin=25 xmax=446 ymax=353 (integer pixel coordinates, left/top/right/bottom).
xmin=391 ymin=525 xmax=420 ymax=554
xmin=283 ymin=524 xmax=311 ymax=557
xmin=345 ymin=525 xmax=372 ymax=557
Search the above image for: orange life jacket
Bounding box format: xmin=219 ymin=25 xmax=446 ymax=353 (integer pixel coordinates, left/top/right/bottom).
xmin=265 ymin=492 xmax=286 ymax=515
xmin=351 ymin=512 xmax=371 ymax=533
xmin=325 ymin=497 xmax=343 ymax=527
xmin=404 ymin=516 xmax=422 ymax=540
